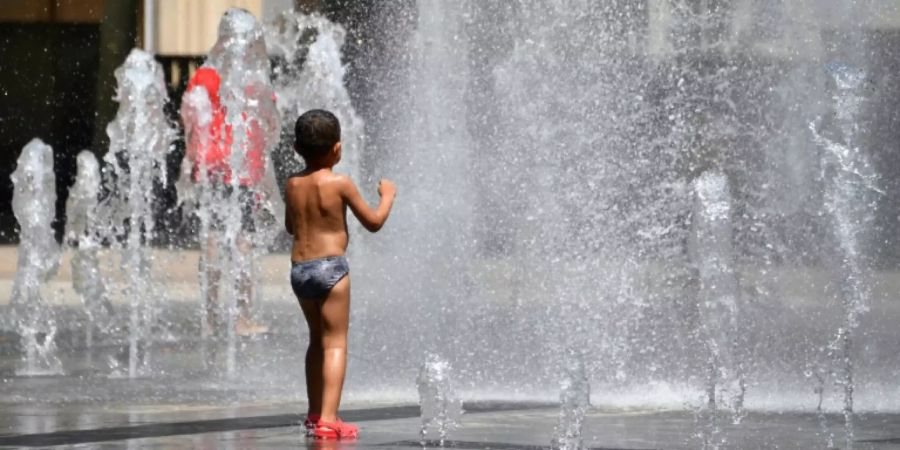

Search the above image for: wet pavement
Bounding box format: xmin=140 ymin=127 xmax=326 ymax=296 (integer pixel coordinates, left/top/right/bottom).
xmin=3 ymin=246 xmax=900 ymax=448
xmin=2 ymin=397 xmax=900 ymax=449
xmin=3 ymin=331 xmax=900 ymax=449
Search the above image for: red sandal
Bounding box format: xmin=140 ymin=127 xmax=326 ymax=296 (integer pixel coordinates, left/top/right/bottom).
xmin=303 ymin=414 xmax=320 ymax=436
xmin=314 ymin=419 xmax=358 ymax=440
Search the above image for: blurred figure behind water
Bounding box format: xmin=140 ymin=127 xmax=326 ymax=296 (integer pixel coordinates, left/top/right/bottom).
xmin=179 ymin=8 xmax=282 ymax=339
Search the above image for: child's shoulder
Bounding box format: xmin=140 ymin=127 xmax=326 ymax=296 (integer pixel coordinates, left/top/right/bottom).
xmin=286 ymin=170 xmax=308 ymax=180
xmin=284 ymin=172 xmax=311 ymax=194
xmin=285 ymin=172 xmax=305 ymax=186
xmin=285 ymin=170 xmax=351 ymax=189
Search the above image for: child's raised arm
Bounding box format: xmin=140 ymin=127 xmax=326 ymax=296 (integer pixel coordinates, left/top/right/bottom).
xmin=340 ymin=176 xmax=396 ymax=232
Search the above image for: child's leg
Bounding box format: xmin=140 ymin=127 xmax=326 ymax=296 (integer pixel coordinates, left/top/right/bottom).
xmin=235 ymin=234 xmax=253 ymax=312
xmin=299 ymin=298 xmax=324 ymax=416
xmin=318 ymin=276 xmax=351 ymax=423
xmin=204 ymin=233 xmax=221 ymax=328
xmin=234 ymin=235 xmax=268 ymax=334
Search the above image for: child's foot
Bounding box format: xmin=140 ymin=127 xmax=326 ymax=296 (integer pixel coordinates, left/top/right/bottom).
xmin=235 ymin=316 xmax=269 ymax=336
xmin=314 ymin=419 xmax=358 ymax=440
xmin=304 ymin=414 xmax=320 ymax=436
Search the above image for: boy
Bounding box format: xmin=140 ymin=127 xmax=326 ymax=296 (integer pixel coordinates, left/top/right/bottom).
xmin=284 ymin=109 xmax=396 ymax=440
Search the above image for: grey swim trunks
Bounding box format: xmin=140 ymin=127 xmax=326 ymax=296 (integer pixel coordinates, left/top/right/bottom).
xmin=290 ymin=256 xmax=349 ymax=300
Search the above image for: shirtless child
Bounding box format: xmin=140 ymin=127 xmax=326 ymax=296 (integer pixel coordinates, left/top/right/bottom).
xmin=284 ymin=110 xmax=396 ymax=440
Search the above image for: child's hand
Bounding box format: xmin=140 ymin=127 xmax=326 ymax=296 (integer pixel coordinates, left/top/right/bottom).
xmin=378 ymin=179 xmax=397 ymax=198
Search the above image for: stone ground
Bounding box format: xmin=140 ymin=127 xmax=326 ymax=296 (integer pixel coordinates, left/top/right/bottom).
xmin=2 ymin=328 xmax=900 ymax=449
xmin=1 ymin=395 xmax=900 ymax=449
xmin=3 ymin=246 xmax=900 ymax=448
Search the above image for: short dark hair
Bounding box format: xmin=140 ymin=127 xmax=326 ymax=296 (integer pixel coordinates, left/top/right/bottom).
xmin=294 ymin=109 xmax=341 ymax=160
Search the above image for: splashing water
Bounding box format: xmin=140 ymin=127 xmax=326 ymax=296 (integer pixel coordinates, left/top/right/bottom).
xmin=266 ymin=10 xmax=365 ymax=186
xmin=176 ymin=73 xmax=216 ymax=343
xmin=178 ymin=8 xmax=281 ymax=375
xmin=102 ymin=48 xmax=175 ymax=378
xmin=7 ymin=4 xmax=900 ymax=435
xmin=809 ymin=63 xmax=880 ymax=450
xmin=65 ymin=151 xmax=115 ymax=347
xmin=554 ymin=350 xmax=590 ymax=450
xmin=417 ymin=354 xmax=463 ymax=446
xmin=690 ymin=171 xmax=744 ymax=448
xmin=336 ymin=0 xmax=900 ymax=414
xmin=9 ymin=138 xmax=62 ymax=376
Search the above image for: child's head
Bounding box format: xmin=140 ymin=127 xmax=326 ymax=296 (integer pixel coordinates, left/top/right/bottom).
xmin=294 ymin=109 xmax=341 ymax=165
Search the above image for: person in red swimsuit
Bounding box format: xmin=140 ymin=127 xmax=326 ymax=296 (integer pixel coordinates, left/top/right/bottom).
xmin=183 ymin=65 xmax=269 ymax=336
xmin=184 ymin=67 xmax=268 ymax=188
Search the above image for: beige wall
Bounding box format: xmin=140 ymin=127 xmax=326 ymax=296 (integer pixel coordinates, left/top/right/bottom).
xmin=154 ymin=0 xmax=263 ymax=55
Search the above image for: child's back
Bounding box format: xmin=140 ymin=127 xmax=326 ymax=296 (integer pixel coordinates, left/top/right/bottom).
xmin=284 ymin=170 xmax=350 ymax=262
xmin=284 ymin=110 xmax=395 ymax=441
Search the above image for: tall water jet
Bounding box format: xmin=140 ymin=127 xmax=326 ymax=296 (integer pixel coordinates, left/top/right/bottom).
xmin=9 ymin=138 xmax=62 ymax=375
xmin=553 ymin=349 xmax=590 ymax=450
xmin=176 ymin=70 xmax=233 ymax=350
xmin=65 ymin=151 xmax=114 ymax=347
xmin=266 ymin=11 xmax=365 ymax=186
xmin=178 ymin=73 xmax=216 ymax=343
xmin=179 ymin=9 xmax=280 ymax=374
xmin=809 ymin=63 xmax=881 ymax=450
xmin=339 ymin=0 xmax=900 ymax=411
xmin=417 ymin=354 xmax=463 ymax=446
xmin=391 ymin=0 xmax=474 ymax=358
xmin=102 ymin=48 xmax=175 ymax=378
xmin=689 ymin=170 xmax=744 ymax=448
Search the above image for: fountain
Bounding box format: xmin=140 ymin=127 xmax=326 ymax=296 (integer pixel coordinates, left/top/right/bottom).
xmin=553 ymin=349 xmax=590 ymax=450
xmin=4 ymin=4 xmax=900 ymax=448
xmin=9 ymin=138 xmax=62 ymax=376
xmin=176 ymin=75 xmax=215 ymax=343
xmin=689 ymin=170 xmax=744 ymax=448
xmin=102 ymin=48 xmax=175 ymax=378
xmin=65 ymin=151 xmax=115 ymax=347
xmin=352 ymin=0 xmax=892 ymax=415
xmin=808 ymin=62 xmax=881 ymax=450
xmin=349 ymin=0 xmax=477 ymax=389
xmin=266 ymin=10 xmax=365 ymax=188
xmin=177 ymin=8 xmax=281 ymax=375
xmin=417 ymin=354 xmax=463 ymax=446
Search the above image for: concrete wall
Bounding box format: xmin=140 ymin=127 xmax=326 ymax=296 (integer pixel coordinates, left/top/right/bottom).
xmin=153 ymin=0 xmax=263 ymax=55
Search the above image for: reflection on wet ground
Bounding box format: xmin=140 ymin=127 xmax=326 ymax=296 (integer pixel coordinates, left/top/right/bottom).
xmin=2 ymin=397 xmax=900 ymax=449
xmin=2 ymin=309 xmax=900 ymax=448
xmin=2 ymin=248 xmax=900 ymax=448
